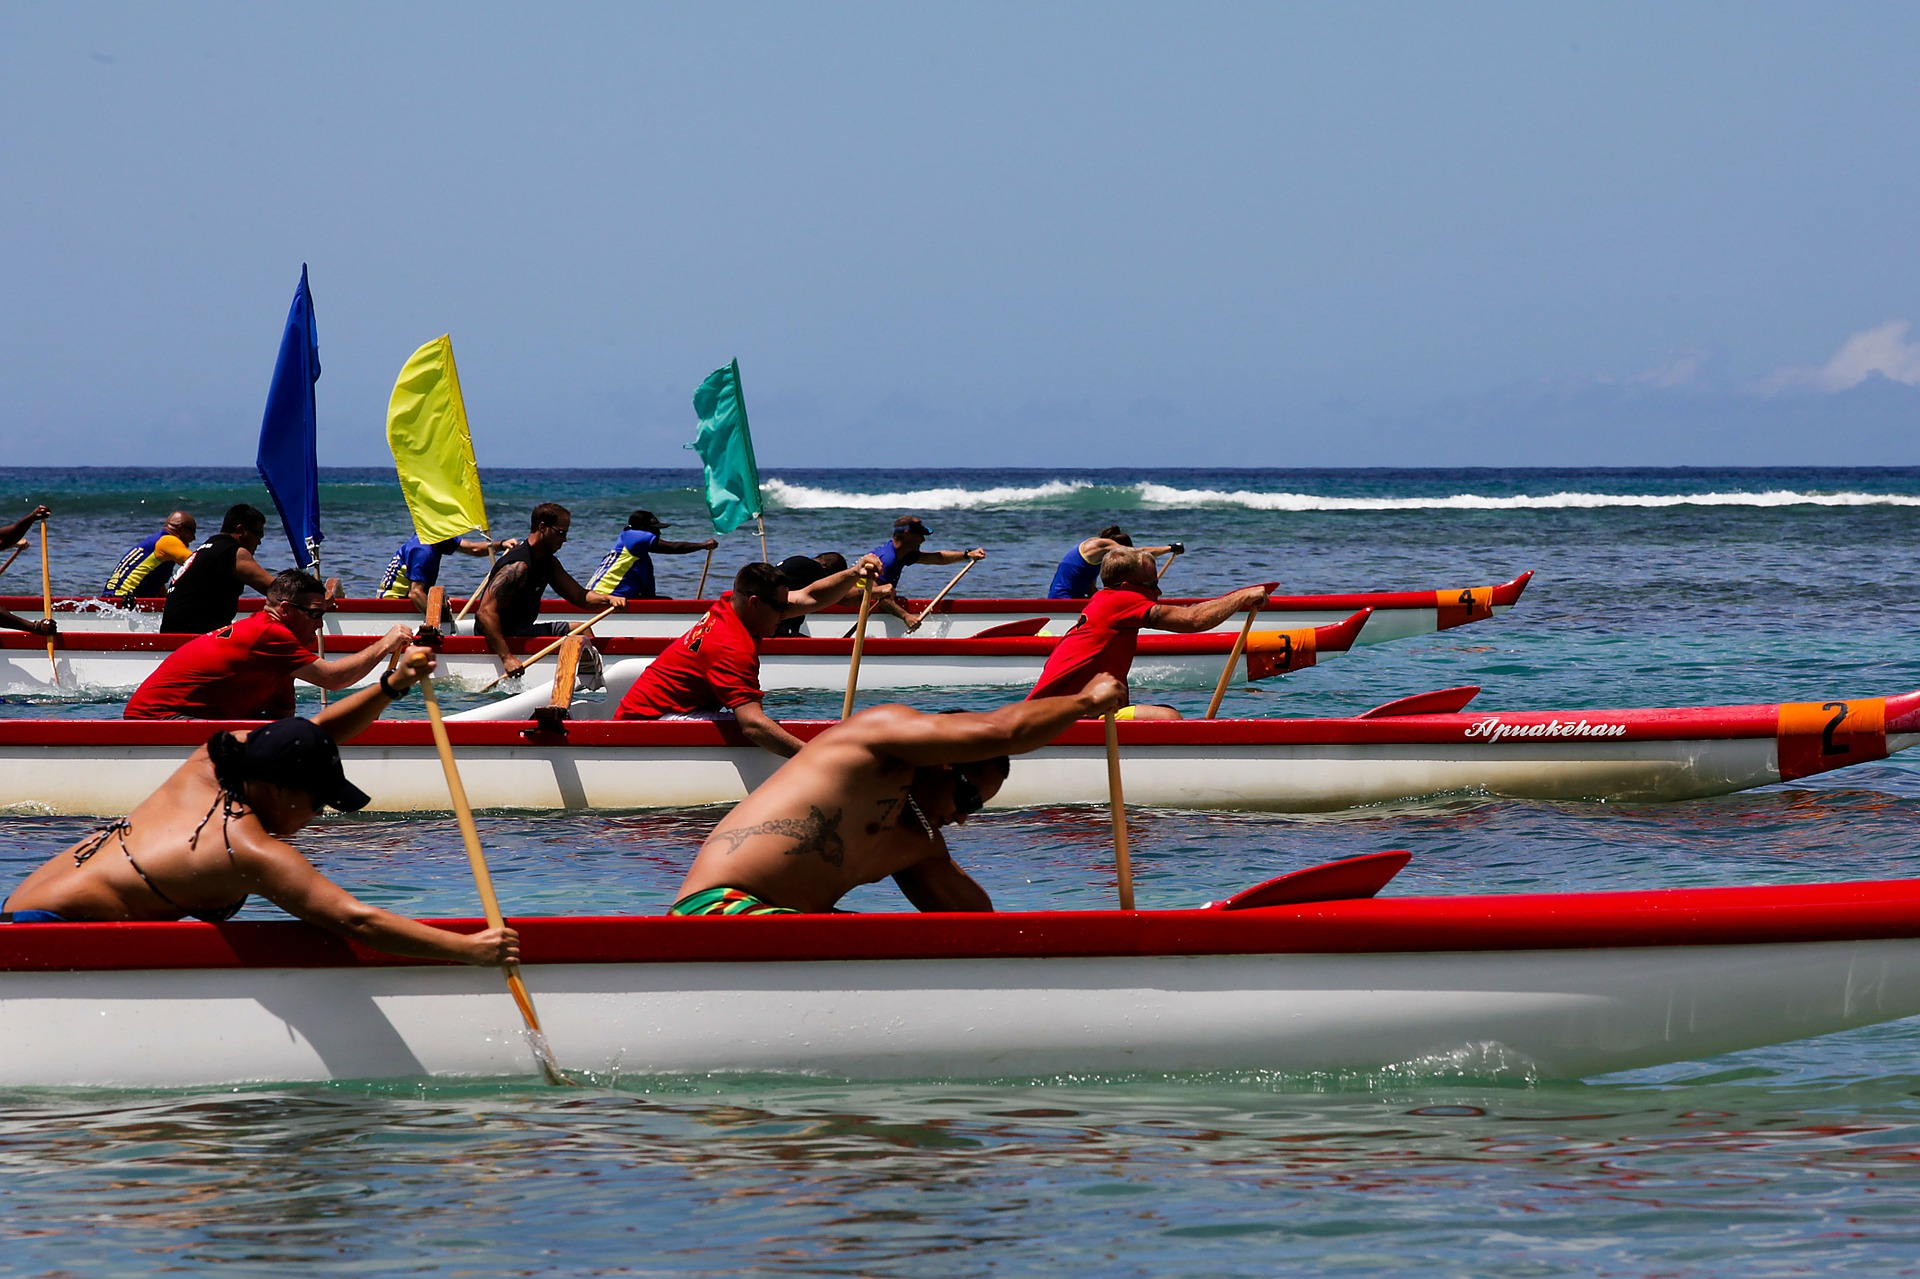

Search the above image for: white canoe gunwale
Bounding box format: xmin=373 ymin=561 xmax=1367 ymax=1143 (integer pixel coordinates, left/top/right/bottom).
xmin=2 ymin=571 xmax=1532 ymax=640
xmin=4 ymin=874 xmax=1920 ymax=1087
xmin=1 ymin=689 xmax=1914 ymax=816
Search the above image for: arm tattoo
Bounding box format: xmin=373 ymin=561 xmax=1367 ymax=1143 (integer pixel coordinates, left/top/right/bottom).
xmin=710 ymin=806 xmax=845 ymax=867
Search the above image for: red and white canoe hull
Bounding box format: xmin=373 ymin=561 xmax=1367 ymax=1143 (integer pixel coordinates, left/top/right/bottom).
xmin=3 ymin=691 xmax=1914 ymax=815
xmin=5 ymin=878 xmax=1920 ymax=1087
xmin=0 ymin=611 xmax=1369 ymax=699
xmin=2 ymin=572 xmax=1530 ymax=641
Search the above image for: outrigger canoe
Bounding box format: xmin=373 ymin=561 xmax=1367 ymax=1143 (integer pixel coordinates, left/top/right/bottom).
xmin=3 ymin=855 xmax=1919 ymax=1087
xmin=2 ymin=687 xmax=1911 ymax=816
xmin=1 ymin=570 xmax=1531 ymax=641
xmin=0 ymin=610 xmax=1372 ymax=698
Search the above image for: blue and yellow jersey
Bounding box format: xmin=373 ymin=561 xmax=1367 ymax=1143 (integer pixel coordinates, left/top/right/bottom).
xmin=104 ymin=531 xmax=191 ymax=601
xmin=378 ymin=536 xmax=454 ymax=600
xmin=590 ymin=529 xmax=660 ymax=599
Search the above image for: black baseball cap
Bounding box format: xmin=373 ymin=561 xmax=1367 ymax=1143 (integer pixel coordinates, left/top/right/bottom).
xmin=893 ymin=515 xmax=931 ymax=536
xmin=627 ymin=509 xmax=670 ymax=531
xmin=242 ymin=718 xmax=371 ymax=812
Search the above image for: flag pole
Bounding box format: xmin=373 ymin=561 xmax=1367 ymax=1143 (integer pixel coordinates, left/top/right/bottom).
xmin=312 ymin=544 xmax=327 ymax=708
xmin=757 ymin=513 xmax=767 ymax=564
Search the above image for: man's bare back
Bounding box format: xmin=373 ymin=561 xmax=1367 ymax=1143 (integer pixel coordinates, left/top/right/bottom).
xmin=677 ymin=676 xmax=1124 ymax=914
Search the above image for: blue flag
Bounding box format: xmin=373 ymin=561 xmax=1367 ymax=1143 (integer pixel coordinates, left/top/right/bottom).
xmin=256 ymin=265 xmax=324 ymax=569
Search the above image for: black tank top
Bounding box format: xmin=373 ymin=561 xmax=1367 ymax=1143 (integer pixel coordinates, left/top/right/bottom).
xmin=485 ymin=540 xmax=557 ymax=633
xmin=161 ymin=534 xmax=246 ymax=634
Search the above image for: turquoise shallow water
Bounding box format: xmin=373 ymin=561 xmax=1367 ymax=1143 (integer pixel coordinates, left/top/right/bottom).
xmin=1 ymin=466 xmax=1919 ymax=1274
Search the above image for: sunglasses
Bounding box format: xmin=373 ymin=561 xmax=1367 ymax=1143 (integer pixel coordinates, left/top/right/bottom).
xmin=950 ymin=772 xmax=986 ymax=818
xmin=286 ymin=602 xmax=329 ymax=619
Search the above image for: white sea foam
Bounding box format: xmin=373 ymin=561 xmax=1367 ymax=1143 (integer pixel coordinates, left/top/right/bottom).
xmin=762 ymin=476 xmax=1920 ymax=512
xmin=763 ymin=478 xmax=1096 ymax=509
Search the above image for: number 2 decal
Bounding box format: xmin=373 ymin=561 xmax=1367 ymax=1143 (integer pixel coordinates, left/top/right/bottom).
xmin=1820 ymin=702 xmax=1851 ymax=756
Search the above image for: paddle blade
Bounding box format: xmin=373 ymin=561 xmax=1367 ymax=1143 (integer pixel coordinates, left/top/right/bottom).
xmin=1211 ymin=851 xmax=1412 ymax=910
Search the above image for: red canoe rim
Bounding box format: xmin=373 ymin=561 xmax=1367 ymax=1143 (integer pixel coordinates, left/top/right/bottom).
xmin=4 ymin=571 xmax=1533 ymax=621
xmin=0 ymin=624 xmax=1357 ymax=659
xmin=4 ymin=689 xmax=1916 ymax=748
xmin=3 ymin=875 xmax=1919 ymax=973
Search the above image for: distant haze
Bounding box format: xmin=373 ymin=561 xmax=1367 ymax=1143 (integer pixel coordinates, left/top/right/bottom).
xmin=4 ymin=2 xmax=1917 ymax=467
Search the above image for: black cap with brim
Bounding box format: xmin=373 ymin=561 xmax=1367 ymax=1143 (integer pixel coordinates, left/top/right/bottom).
xmin=243 ymin=718 xmax=372 ymax=812
xmin=629 ymin=509 xmax=669 ymax=531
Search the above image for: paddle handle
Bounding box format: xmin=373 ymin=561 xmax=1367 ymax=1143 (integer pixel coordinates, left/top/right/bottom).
xmin=1156 ymin=549 xmax=1179 ymax=582
xmin=841 ymin=581 xmax=877 ymax=719
xmin=0 ymin=543 xmax=23 ymax=579
xmin=479 ymin=603 xmax=617 ymax=691
xmin=1105 ymin=711 xmax=1134 ymax=911
xmin=1204 ymin=602 xmax=1262 ymax=720
xmin=695 ymin=545 xmax=714 ymax=599
xmin=914 ymin=557 xmax=977 ymax=621
xmin=453 ymin=537 xmax=498 ymax=623
xmin=39 ymin=521 xmax=56 ymax=685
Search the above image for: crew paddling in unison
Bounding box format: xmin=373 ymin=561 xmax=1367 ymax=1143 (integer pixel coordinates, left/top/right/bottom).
xmin=126 ymin=570 xmax=415 ymax=721
xmin=1047 ymin=525 xmax=1181 ymax=600
xmin=379 ymin=533 xmax=502 ymax=612
xmin=616 ymin=556 xmax=884 ymax=757
xmin=868 ymin=515 xmax=986 ymax=631
xmin=1027 ymin=548 xmax=1274 ymax=720
xmin=0 ymin=505 xmax=52 ymax=551
xmin=3 ymin=650 xmax=519 ymax=967
xmin=103 ymin=511 xmax=197 ymax=604
xmin=583 ymin=509 xmax=718 ymax=605
xmin=473 ymin=503 xmax=602 ymax=682
xmin=671 ymin=673 xmax=1126 ymax=915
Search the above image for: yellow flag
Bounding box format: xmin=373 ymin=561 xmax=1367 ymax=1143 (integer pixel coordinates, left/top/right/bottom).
xmin=386 ymin=335 xmax=489 ymax=542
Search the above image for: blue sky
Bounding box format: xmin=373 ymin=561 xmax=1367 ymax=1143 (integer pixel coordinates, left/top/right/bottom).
xmin=3 ymin=2 xmax=1917 ymax=467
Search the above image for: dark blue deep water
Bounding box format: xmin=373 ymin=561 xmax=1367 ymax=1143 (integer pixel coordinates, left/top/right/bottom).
xmin=2 ymin=466 xmax=1918 ymax=1276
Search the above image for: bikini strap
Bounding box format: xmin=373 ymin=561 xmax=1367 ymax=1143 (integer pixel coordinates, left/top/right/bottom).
xmin=72 ymin=819 xmax=130 ymax=867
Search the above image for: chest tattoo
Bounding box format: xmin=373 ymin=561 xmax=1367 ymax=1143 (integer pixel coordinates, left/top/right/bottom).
xmin=710 ymin=806 xmax=846 ymax=867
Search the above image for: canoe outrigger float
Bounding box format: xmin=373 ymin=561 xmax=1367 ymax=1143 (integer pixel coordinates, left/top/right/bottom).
xmin=0 ymin=570 xmax=1532 ymax=640
xmin=3 ymin=855 xmax=1918 ymax=1088
xmin=0 ymin=610 xmax=1374 ymax=698
xmin=2 ymin=687 xmax=1911 ymax=816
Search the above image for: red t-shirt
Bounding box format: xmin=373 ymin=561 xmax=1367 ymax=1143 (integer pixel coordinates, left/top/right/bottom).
xmin=124 ymin=611 xmax=317 ymax=721
xmin=1026 ymin=583 xmax=1159 ymax=701
xmin=616 ymin=593 xmax=764 ymax=718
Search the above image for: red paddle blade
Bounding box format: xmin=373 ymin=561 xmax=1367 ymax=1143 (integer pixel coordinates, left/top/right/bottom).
xmin=1210 ymin=851 xmax=1412 ymax=911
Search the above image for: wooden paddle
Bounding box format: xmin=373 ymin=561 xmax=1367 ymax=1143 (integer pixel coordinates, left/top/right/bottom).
xmin=0 ymin=543 xmax=23 ymax=579
xmin=841 ymin=580 xmax=877 ymax=720
xmin=910 ymin=557 xmax=979 ymax=627
xmin=695 ymin=545 xmax=715 ymax=599
xmin=1156 ymin=549 xmax=1180 ymax=582
xmin=1105 ymin=710 xmax=1135 ymax=910
xmin=1204 ymin=600 xmax=1264 ymax=720
xmin=453 ymin=537 xmax=500 ymax=625
xmin=38 ymin=521 xmax=56 ymax=686
xmin=478 ymin=604 xmax=618 ymax=692
xmin=418 ymin=670 xmax=573 ymax=1085
xmin=389 ymin=586 xmax=447 ymax=675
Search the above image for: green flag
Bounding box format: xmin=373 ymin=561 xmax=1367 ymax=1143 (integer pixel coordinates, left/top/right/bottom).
xmin=686 ymin=358 xmax=762 ymax=535
xmin=387 ymin=335 xmax=489 ymax=543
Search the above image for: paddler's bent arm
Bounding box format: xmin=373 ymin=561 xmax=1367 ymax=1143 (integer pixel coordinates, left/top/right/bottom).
xmin=245 ymin=841 xmax=518 ymax=966
xmin=309 ymin=647 xmax=436 ymax=744
xmin=733 ymin=700 xmax=806 ymax=757
xmin=548 ymin=561 xmax=593 ymax=609
xmin=859 ymin=674 xmax=1126 ymax=767
xmin=783 ymin=554 xmax=885 ymax=616
xmin=893 ymin=847 xmax=993 ymax=913
xmin=232 ymin=548 xmax=277 ymax=594
xmin=295 ymin=626 xmax=415 ymax=691
xmin=474 ymin=562 xmax=525 ymax=665
xmin=0 ymin=505 xmax=50 ymax=550
xmin=1146 ymin=583 xmax=1277 ymax=634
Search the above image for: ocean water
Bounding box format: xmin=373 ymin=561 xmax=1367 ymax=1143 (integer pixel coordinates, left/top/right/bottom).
xmin=2 ymin=466 xmax=1919 ymax=1276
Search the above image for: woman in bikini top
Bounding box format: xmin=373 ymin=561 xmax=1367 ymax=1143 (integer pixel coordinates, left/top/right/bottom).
xmin=2 ymin=654 xmax=520 ymax=969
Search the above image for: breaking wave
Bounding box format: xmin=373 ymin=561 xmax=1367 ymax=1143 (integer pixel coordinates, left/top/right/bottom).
xmin=762 ymin=477 xmax=1920 ymax=512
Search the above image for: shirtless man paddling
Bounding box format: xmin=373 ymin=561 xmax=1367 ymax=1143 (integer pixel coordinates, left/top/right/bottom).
xmin=671 ymin=673 xmax=1125 ymax=916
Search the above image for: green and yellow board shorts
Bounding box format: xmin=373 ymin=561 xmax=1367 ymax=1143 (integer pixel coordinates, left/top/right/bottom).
xmin=669 ymin=886 xmax=800 ymax=917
